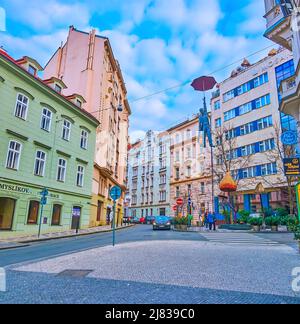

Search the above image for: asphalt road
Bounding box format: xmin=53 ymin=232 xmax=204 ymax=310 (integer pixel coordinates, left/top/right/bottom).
xmin=0 ymin=225 xmax=204 ymax=267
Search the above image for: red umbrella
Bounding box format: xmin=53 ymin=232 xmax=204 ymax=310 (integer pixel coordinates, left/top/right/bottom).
xmin=191 ymin=76 xmax=217 ymax=92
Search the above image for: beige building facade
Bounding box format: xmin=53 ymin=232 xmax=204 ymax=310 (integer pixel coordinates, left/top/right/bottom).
xmin=168 ymin=117 xmax=212 ymax=221
xmin=44 ymin=27 xmax=131 ymax=226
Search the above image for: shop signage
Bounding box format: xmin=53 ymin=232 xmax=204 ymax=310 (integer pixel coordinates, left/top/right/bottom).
xmin=283 ymin=158 xmax=300 ymax=176
xmin=0 ymin=182 xmax=60 ymax=199
xmin=0 ymin=183 xmax=33 ymax=194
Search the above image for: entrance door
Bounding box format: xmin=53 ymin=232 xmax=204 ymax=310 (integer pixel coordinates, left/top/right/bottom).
xmin=71 ymin=206 xmax=81 ymax=230
xmin=97 ymin=201 xmax=102 ymax=223
xmin=0 ymin=198 xmax=16 ymax=230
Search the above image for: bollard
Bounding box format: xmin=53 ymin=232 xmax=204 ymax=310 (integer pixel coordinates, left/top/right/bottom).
xmin=0 ymin=268 xmax=6 ymax=292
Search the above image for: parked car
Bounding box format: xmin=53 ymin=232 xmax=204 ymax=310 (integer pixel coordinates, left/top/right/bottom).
xmin=249 ymin=213 xmax=264 ymax=219
xmin=123 ymin=217 xmax=132 ymax=225
xmin=153 ymin=216 xmax=171 ymax=231
xmin=130 ymin=217 xmax=140 ymax=224
xmin=145 ymin=216 xmax=156 ymax=225
xmin=139 ymin=217 xmax=146 ymax=224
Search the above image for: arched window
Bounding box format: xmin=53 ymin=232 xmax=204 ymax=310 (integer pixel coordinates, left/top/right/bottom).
xmin=14 ymin=93 xmax=29 ymax=120
xmin=27 ymin=201 xmax=40 ymax=224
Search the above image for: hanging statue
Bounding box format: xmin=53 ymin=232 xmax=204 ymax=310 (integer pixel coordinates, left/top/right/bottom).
xmin=199 ymin=98 xmax=214 ymax=148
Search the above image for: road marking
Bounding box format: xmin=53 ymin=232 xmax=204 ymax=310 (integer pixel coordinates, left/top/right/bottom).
xmin=200 ymin=233 xmax=285 ymax=246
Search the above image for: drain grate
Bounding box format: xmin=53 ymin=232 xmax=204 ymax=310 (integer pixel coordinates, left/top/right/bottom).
xmin=56 ymin=270 xmax=93 ymax=278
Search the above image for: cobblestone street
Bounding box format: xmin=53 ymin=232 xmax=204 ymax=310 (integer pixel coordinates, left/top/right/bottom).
xmin=1 ymin=226 xmax=300 ymax=304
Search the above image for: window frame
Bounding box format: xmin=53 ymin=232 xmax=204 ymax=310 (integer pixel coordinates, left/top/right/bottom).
xmin=34 ymin=150 xmax=47 ymax=177
xmin=14 ymin=93 xmax=29 ymax=120
xmin=6 ymin=140 xmax=22 ymax=170
xmin=57 ymin=158 xmax=67 ymax=182
xmin=40 ymin=108 xmax=52 ymax=132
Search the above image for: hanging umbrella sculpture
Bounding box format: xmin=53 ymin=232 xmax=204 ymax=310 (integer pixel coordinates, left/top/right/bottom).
xmin=191 ymin=76 xmax=217 ymax=214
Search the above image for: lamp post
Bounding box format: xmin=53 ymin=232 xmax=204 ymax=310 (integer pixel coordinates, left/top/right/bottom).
xmin=256 ymin=183 xmax=266 ymax=230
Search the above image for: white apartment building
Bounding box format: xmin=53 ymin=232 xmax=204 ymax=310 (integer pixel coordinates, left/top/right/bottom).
xmin=211 ymin=48 xmax=296 ymax=213
xmin=127 ymin=131 xmax=171 ymax=218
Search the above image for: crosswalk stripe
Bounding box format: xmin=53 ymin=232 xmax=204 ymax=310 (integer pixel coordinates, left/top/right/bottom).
xmin=200 ymin=233 xmax=284 ymax=246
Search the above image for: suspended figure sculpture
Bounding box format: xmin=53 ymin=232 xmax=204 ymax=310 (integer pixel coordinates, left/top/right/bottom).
xmin=199 ymin=105 xmax=214 ymax=148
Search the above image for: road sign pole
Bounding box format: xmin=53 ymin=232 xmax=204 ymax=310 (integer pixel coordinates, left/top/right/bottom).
xmin=296 ymin=182 xmax=300 ymax=222
xmin=38 ymin=203 xmax=44 ymax=238
xmin=113 ymin=200 xmax=116 ymax=247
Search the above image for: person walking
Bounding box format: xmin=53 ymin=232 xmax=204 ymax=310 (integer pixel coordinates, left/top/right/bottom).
xmin=213 ymin=212 xmax=217 ymax=231
xmin=207 ymin=212 xmax=214 ymax=231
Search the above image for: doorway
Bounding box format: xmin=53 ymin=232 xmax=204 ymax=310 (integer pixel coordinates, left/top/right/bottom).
xmin=0 ymin=198 xmax=16 ymax=230
xmin=71 ymin=206 xmax=81 ymax=230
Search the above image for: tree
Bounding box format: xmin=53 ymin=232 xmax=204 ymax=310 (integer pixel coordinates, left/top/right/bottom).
xmin=212 ymin=125 xmax=254 ymax=223
xmin=264 ymin=123 xmax=299 ymax=215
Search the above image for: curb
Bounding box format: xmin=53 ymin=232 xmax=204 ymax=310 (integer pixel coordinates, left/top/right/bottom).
xmin=0 ymin=244 xmax=30 ymax=251
xmin=1 ymin=225 xmax=135 ymax=247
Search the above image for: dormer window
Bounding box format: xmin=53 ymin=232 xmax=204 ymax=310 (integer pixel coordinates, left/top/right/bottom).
xmin=76 ymin=99 xmax=82 ymax=108
xmin=28 ymin=65 xmax=37 ymax=76
xmin=54 ymin=84 xmax=62 ymax=93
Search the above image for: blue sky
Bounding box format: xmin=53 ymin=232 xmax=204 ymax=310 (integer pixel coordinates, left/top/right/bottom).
xmin=0 ymin=0 xmax=273 ymax=142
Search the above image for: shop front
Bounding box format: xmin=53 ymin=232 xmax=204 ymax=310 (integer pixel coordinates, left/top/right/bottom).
xmin=0 ymin=180 xmax=91 ymax=238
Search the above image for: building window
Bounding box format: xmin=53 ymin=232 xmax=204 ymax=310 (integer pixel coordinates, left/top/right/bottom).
xmin=201 ymin=182 xmax=205 ymax=194
xmin=214 ymin=100 xmax=221 ymax=110
xmin=6 ymin=141 xmax=22 ymax=170
xmin=57 ymin=158 xmax=67 ymax=182
xmin=62 ymin=120 xmax=71 ymax=141
xmin=34 ymin=150 xmax=46 ymax=177
xmin=76 ymin=166 xmax=85 ymax=187
xmin=224 ymin=109 xmax=236 ymax=121
xmin=80 ymin=130 xmax=88 ymax=150
xmin=223 ymin=89 xmax=235 ymax=102
xmin=176 ymin=187 xmax=180 ymax=198
xmin=239 ymin=102 xmax=252 ymax=115
xmin=15 ymin=93 xmax=29 ymax=120
xmin=215 ymin=118 xmax=222 ymax=128
xmin=41 ymin=108 xmax=52 ymax=132
xmin=186 ymin=166 xmax=192 ymax=177
xmin=175 ymin=167 xmax=180 ymax=179
xmin=54 ymin=84 xmax=62 ymax=93
xmin=27 ymin=201 xmax=40 ymax=224
xmin=76 ymin=99 xmax=82 ymax=108
xmin=175 ymin=151 xmax=180 ymax=162
xmin=52 ymin=204 xmax=62 ymax=226
xmin=28 ymin=65 xmax=37 ymax=76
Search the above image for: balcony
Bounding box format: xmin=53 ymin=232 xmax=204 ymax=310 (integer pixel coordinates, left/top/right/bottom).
xmin=264 ymin=1 xmax=293 ymax=50
xmin=280 ymin=75 xmax=297 ymax=99
xmin=211 ymin=89 xmax=220 ymax=100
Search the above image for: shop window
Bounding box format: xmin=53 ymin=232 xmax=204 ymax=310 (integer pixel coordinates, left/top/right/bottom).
xmin=52 ymin=204 xmax=62 ymax=226
xmin=27 ymin=201 xmax=40 ymax=224
xmin=0 ymin=198 xmax=16 ymax=230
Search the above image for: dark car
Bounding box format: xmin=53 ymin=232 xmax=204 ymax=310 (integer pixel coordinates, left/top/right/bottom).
xmin=153 ymin=216 xmax=171 ymax=230
xmin=145 ymin=216 xmax=156 ymax=225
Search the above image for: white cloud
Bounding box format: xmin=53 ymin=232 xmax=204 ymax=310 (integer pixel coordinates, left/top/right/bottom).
xmin=3 ymin=0 xmax=90 ymax=31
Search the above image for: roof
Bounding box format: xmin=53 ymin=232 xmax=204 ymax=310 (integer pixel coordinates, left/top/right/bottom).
xmin=167 ymin=115 xmax=199 ymax=132
xmin=15 ymin=56 xmax=43 ymax=71
xmin=0 ymin=50 xmax=99 ymax=126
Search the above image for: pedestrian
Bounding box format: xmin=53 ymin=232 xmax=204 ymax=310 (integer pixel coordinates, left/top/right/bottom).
xmin=204 ymin=212 xmax=209 ymax=229
xmin=207 ymin=212 xmax=214 ymax=231
xmin=213 ymin=212 xmax=217 ymax=231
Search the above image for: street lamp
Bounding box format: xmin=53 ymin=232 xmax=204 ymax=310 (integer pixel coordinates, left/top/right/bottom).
xmin=256 ymin=183 xmax=266 ymax=229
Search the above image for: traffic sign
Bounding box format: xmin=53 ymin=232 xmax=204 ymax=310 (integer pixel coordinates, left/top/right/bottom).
xmin=110 ymin=186 xmax=122 ymax=201
xmin=176 ymin=198 xmax=184 ymax=206
xmin=281 ymin=131 xmax=298 ymax=146
xmin=173 ymin=205 xmax=178 ymax=211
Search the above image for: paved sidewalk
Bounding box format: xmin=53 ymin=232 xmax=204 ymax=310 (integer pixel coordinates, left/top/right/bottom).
xmin=0 ymin=225 xmax=133 ymax=249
